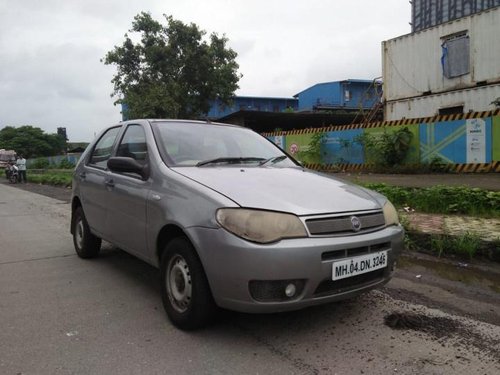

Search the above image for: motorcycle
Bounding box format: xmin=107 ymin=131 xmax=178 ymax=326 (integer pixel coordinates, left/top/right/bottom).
xmin=7 ymin=165 xmax=19 ymax=184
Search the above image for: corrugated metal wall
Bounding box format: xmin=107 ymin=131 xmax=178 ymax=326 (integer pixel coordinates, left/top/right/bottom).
xmin=297 ymin=81 xmax=377 ymax=111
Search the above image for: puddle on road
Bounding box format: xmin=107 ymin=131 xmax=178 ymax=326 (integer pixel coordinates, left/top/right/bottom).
xmin=397 ymin=255 xmax=500 ymax=293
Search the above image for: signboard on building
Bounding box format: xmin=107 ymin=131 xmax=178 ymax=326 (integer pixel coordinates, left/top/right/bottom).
xmin=466 ymin=118 xmax=487 ymax=163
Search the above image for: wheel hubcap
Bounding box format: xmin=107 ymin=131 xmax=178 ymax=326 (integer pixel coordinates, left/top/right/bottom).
xmin=75 ymin=219 xmax=84 ymax=250
xmin=166 ymin=255 xmax=192 ymax=313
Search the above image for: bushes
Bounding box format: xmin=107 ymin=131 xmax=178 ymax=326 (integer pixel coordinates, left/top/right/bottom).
xmin=28 ymin=157 xmax=76 ymax=170
xmin=28 ymin=172 xmax=72 ymax=187
xmin=430 ymin=232 xmax=481 ymax=259
xmin=364 ymin=183 xmax=500 ymax=217
xmin=355 ymin=127 xmax=413 ymax=167
xmin=30 ymin=158 xmax=51 ymax=169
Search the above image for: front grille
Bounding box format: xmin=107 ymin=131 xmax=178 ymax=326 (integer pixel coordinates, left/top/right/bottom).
xmin=306 ymin=212 xmax=385 ymax=236
xmin=314 ymin=268 xmax=386 ymax=297
xmin=321 ymin=242 xmax=391 ymax=261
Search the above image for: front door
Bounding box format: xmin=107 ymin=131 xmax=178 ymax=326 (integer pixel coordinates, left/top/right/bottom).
xmin=78 ymin=126 xmax=121 ymax=239
xmin=105 ymin=124 xmax=151 ymax=260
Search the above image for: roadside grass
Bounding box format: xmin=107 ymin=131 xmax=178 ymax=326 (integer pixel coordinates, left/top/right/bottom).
xmin=406 ymin=231 xmax=497 ymax=261
xmin=363 ymin=183 xmax=500 ymax=218
xmin=28 ymin=170 xmax=73 ymax=187
xmin=430 ymin=232 xmax=481 ymax=260
xmin=388 ymin=191 xmax=500 ymax=262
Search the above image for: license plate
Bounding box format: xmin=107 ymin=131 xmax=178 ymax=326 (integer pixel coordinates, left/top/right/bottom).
xmin=332 ymin=250 xmax=388 ymax=281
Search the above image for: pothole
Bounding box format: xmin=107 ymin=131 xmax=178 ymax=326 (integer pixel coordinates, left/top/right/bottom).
xmin=384 ymin=312 xmax=460 ymax=339
xmin=384 ymin=311 xmax=500 ymax=360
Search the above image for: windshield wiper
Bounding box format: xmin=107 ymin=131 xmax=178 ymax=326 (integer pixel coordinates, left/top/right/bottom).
xmin=196 ymin=157 xmax=265 ymax=167
xmin=258 ymin=155 xmax=288 ymax=166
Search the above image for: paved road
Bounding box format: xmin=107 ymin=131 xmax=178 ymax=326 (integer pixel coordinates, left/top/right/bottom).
xmin=1 ymin=183 xmax=499 ymax=374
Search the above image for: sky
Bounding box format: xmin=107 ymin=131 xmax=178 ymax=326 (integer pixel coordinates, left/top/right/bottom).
xmin=0 ymin=0 xmax=411 ymax=142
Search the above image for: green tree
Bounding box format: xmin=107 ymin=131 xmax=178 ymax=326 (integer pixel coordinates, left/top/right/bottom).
xmin=0 ymin=126 xmax=66 ymax=158
xmin=103 ymin=12 xmax=241 ymax=119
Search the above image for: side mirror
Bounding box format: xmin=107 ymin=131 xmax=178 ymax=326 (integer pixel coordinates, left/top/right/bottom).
xmin=107 ymin=157 xmax=149 ymax=180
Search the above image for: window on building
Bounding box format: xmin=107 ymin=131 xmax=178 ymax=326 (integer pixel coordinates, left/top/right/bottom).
xmin=438 ymin=105 xmax=464 ymax=115
xmin=441 ymin=32 xmax=470 ymax=79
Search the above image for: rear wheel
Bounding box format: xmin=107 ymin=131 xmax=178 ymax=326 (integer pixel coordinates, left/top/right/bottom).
xmin=72 ymin=207 xmax=101 ymax=258
xmin=160 ymin=237 xmax=217 ymax=330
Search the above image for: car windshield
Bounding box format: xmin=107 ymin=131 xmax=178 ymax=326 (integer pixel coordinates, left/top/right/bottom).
xmin=151 ymin=121 xmax=297 ymax=167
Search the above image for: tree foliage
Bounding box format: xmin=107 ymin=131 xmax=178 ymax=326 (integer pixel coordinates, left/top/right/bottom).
xmin=0 ymin=126 xmax=66 ymax=158
xmin=103 ymin=12 xmax=241 ymax=119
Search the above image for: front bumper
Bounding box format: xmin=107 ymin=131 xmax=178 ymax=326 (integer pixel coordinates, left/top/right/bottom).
xmin=187 ymin=225 xmax=404 ymax=313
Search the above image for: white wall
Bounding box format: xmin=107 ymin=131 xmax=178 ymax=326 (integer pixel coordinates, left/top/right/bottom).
xmin=385 ymin=83 xmax=500 ymax=120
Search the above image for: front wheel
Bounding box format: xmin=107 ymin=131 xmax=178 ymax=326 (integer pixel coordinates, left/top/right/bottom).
xmin=160 ymin=237 xmax=217 ymax=330
xmin=72 ymin=207 xmax=101 ymax=258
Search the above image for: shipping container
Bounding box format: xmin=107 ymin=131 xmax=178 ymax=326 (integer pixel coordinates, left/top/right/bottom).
xmin=383 ymin=6 xmax=500 ymax=120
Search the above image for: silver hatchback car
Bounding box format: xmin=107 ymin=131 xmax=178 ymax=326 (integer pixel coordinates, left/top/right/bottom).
xmin=71 ymin=119 xmax=404 ymax=330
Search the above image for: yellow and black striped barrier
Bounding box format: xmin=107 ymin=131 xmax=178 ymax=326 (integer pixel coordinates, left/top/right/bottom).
xmin=262 ymin=109 xmax=500 ymax=137
xmin=302 ymin=161 xmax=500 ymax=173
xmin=452 ymin=161 xmax=500 ymax=173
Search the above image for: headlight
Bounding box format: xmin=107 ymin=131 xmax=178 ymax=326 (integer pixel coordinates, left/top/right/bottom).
xmin=216 ymin=208 xmax=307 ymax=243
xmin=383 ymin=201 xmax=399 ymax=226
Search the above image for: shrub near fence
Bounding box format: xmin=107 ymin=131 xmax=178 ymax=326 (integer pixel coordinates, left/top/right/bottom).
xmin=27 ymin=154 xmax=81 ymax=169
xmin=28 ymin=170 xmax=73 ymax=187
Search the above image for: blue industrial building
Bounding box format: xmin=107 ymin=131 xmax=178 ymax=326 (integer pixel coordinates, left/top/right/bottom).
xmin=207 ymin=96 xmax=298 ymax=119
xmin=121 ymin=79 xmax=381 ymax=131
xmin=294 ymin=79 xmax=380 ymax=112
xmin=206 ymin=79 xmax=380 ymax=120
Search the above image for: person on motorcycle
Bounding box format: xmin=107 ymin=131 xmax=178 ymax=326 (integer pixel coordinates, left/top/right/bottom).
xmin=6 ymin=162 xmax=19 ymax=183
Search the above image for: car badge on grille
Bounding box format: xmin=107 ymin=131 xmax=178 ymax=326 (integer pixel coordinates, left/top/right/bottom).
xmin=350 ymin=216 xmax=362 ymax=232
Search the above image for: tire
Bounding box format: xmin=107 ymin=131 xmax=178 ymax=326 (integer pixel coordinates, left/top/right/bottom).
xmin=160 ymin=237 xmax=217 ymax=330
xmin=72 ymin=207 xmax=101 ymax=258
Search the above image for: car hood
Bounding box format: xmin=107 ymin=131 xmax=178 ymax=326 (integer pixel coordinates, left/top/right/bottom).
xmin=173 ymin=167 xmax=382 ymax=216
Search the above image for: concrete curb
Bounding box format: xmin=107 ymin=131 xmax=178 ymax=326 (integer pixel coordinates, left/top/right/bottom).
xmin=401 ymin=212 xmax=500 ymax=262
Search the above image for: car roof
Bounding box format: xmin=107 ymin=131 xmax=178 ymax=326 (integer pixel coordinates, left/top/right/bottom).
xmin=120 ymin=119 xmax=245 ymax=130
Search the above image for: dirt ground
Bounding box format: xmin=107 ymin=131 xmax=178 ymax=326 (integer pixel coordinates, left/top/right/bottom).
xmin=0 ymin=179 xmax=72 ymax=202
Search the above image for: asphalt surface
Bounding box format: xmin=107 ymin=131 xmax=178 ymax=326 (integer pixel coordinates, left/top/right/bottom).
xmin=0 ymin=182 xmax=499 ymax=374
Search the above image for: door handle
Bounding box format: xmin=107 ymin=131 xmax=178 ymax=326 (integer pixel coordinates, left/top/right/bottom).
xmin=78 ymin=172 xmax=86 ymax=179
xmin=105 ymin=179 xmax=115 ymax=188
